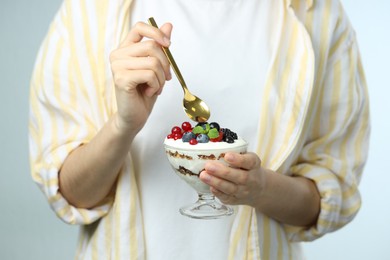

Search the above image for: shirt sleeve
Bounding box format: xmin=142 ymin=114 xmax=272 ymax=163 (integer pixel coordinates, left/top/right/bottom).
xmin=284 ymin=34 xmax=370 ymax=241
xmin=29 ymin=8 xmax=114 ymax=225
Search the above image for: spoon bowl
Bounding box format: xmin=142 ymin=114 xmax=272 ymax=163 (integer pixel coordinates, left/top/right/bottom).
xmin=148 ymin=17 xmax=211 ymax=122
xmin=183 ymin=91 xmax=210 ymax=122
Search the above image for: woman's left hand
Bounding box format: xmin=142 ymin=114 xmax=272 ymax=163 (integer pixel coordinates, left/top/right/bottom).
xmin=199 ymin=152 xmax=266 ymax=206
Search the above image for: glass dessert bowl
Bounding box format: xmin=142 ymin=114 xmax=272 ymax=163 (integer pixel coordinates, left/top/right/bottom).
xmin=164 ymin=122 xmax=248 ymax=219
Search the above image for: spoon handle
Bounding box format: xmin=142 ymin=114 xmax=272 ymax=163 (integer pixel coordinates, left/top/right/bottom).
xmin=148 ymin=17 xmax=189 ymax=93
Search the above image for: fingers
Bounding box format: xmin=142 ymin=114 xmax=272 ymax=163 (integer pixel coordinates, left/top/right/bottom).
xmin=111 ymin=21 xmax=173 ymax=95
xmin=201 ymin=174 xmax=246 ymax=205
xmin=210 ymin=187 xmax=238 ymax=205
xmin=199 ymin=152 xmax=262 ymax=203
xmin=111 ymin=40 xmax=172 ymax=81
xmin=224 ymin=152 xmax=261 ymax=171
xmin=114 ymin=69 xmax=161 ymax=97
xmin=111 ymin=56 xmax=167 ymax=90
xmin=120 ymin=21 xmax=172 ymax=48
xmin=200 ymin=169 xmax=239 ymax=195
xmin=159 ymin=22 xmax=173 ymax=41
xmin=201 ymin=152 xmax=261 ymax=185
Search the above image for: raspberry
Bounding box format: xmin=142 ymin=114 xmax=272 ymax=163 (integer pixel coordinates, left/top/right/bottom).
xmin=207 ymin=128 xmax=219 ymax=139
xmin=210 ymin=131 xmax=223 ymax=142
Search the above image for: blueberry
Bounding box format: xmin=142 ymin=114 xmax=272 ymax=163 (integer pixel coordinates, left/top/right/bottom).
xmin=182 ymin=132 xmax=196 ymax=142
xmin=196 ymin=134 xmax=210 ymax=143
xmin=209 ymin=122 xmax=220 ymax=131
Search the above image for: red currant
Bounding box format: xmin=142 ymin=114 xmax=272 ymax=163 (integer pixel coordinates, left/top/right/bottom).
xmin=167 ymin=133 xmax=174 ymax=139
xmin=171 ymin=126 xmax=182 ymax=135
xmin=189 ymin=138 xmax=198 ymax=145
xmin=181 ymin=122 xmax=192 ymax=132
xmin=173 ymin=133 xmax=183 ymax=140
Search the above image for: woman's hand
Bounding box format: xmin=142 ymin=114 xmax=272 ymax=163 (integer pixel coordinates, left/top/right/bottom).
xmin=199 ymin=152 xmax=266 ymax=207
xmin=200 ymin=151 xmax=321 ymax=227
xmin=60 ymin=22 xmax=174 ymax=208
xmin=110 ymin=21 xmax=173 ymax=136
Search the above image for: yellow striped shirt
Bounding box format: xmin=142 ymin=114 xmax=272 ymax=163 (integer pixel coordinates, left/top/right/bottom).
xmin=29 ymin=0 xmax=370 ymax=259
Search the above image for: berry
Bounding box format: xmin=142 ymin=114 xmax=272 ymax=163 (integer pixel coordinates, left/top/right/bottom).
xmin=181 ymin=122 xmax=192 ymax=132
xmin=209 ymin=122 xmax=220 ymax=132
xmin=210 ymin=131 xmax=223 ymax=142
xmin=224 ymin=136 xmax=235 ymax=143
xmin=171 ymin=126 xmax=182 ymax=135
xmin=196 ymin=134 xmax=209 ymax=143
xmin=167 ymin=121 xmax=238 ymax=145
xmin=221 ymin=128 xmax=238 ymax=141
xmin=182 ymin=132 xmax=196 ymax=142
xmin=173 ymin=133 xmax=183 ymax=140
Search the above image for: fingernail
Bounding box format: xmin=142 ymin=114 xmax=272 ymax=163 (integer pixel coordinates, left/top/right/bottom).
xmin=206 ymin=164 xmax=217 ymax=173
xmin=163 ymin=37 xmax=171 ymax=46
xmin=201 ymin=172 xmax=211 ymax=183
xmin=225 ymin=153 xmax=235 ymax=162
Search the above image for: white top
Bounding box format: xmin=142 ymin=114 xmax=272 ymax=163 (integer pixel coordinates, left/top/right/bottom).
xmin=130 ymin=0 xmax=278 ymax=259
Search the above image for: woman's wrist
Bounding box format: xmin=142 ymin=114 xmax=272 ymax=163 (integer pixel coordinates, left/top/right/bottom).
xmin=254 ymin=169 xmax=321 ymax=227
xmin=112 ymin=113 xmax=140 ymax=142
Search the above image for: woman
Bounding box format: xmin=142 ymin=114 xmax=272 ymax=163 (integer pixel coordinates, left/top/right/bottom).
xmin=29 ymin=0 xmax=370 ymax=258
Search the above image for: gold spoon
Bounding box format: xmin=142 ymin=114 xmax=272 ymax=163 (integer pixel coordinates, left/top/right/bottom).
xmin=148 ymin=17 xmax=211 ymax=122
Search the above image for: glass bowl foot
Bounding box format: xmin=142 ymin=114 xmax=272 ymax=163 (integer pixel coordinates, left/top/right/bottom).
xmin=179 ymin=194 xmax=233 ymax=219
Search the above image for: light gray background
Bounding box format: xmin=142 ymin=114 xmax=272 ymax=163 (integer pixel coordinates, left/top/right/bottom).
xmin=0 ymin=1 xmax=388 ymax=259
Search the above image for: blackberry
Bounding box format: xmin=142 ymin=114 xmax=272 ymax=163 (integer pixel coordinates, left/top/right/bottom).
xmin=221 ymin=128 xmax=238 ymax=141
xmin=225 ymin=136 xmax=235 ymax=143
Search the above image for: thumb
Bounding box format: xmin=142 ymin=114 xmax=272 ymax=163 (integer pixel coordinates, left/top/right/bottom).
xmin=160 ymin=23 xmax=173 ymax=41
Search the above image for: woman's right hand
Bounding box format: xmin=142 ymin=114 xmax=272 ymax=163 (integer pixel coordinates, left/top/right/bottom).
xmin=110 ymin=21 xmax=173 ymax=136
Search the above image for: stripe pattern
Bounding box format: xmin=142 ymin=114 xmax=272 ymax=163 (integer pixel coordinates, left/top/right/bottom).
xmin=29 ymin=0 xmax=370 ymax=259
xmin=233 ymin=0 xmax=370 ymax=258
